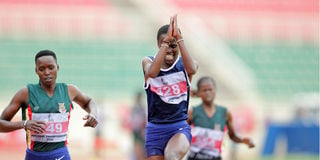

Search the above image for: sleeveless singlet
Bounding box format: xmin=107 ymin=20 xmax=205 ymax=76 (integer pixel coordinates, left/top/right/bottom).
xmin=22 ymin=83 xmax=73 ymax=152
xmin=189 ymin=104 xmax=228 ymax=159
xmin=144 ymin=56 xmax=190 ymax=124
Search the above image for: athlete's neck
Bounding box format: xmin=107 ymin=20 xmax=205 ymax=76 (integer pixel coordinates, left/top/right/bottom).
xmin=161 ymin=63 xmax=172 ymax=69
xmin=203 ymin=103 xmax=216 ymax=117
xmin=40 ymin=83 xmax=56 ymax=96
xmin=202 ymin=101 xmax=215 ymax=108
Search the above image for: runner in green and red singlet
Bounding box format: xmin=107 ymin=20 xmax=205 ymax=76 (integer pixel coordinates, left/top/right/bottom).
xmin=0 ymin=50 xmax=98 ymax=160
xmin=187 ymin=76 xmax=254 ymax=160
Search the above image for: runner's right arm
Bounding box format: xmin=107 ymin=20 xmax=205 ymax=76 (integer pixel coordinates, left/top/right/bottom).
xmin=0 ymin=87 xmax=46 ymax=133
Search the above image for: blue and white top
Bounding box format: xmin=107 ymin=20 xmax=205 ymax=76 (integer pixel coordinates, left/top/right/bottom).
xmin=144 ymin=56 xmax=191 ymax=124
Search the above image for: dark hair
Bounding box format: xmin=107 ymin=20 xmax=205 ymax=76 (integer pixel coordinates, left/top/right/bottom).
xmin=35 ymin=50 xmax=57 ymax=63
xmin=156 ymin=24 xmax=182 ymax=43
xmin=197 ymin=76 xmax=216 ymax=89
xmin=157 ymin=24 xmax=170 ymax=42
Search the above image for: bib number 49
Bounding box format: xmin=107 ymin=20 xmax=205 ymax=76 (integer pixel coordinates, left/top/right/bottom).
xmin=46 ymin=123 xmax=63 ymax=133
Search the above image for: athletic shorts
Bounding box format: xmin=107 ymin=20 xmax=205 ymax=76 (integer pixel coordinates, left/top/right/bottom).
xmin=145 ymin=120 xmax=192 ymax=157
xmin=25 ymin=146 xmax=71 ymax=160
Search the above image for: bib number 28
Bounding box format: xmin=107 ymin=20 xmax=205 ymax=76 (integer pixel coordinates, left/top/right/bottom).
xmin=158 ymin=84 xmax=181 ymax=96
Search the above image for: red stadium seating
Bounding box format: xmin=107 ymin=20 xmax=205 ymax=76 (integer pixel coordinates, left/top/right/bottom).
xmin=0 ymin=0 xmax=109 ymax=6
xmin=167 ymin=0 xmax=318 ymax=42
xmin=170 ymin=0 xmax=316 ymax=13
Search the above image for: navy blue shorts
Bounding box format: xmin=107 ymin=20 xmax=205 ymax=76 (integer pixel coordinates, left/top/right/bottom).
xmin=145 ymin=120 xmax=192 ymax=157
xmin=25 ymin=146 xmax=71 ymax=160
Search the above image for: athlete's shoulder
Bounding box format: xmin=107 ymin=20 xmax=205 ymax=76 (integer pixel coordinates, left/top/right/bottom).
xmin=216 ymin=104 xmax=227 ymax=109
xmin=216 ymin=104 xmax=228 ymax=114
xmin=193 ymin=103 xmax=202 ymax=109
xmin=175 ymin=56 xmax=185 ymax=69
xmin=19 ymin=86 xmax=29 ymax=95
xmin=56 ymin=83 xmax=68 ymax=87
xmin=27 ymin=83 xmax=38 ymax=88
xmin=65 ymin=83 xmax=78 ymax=90
xmin=192 ymin=104 xmax=203 ymax=114
xmin=65 ymin=84 xmax=81 ymax=101
xmin=12 ymin=86 xmax=29 ymax=105
xmin=26 ymin=83 xmax=41 ymax=92
xmin=143 ymin=55 xmax=154 ymax=61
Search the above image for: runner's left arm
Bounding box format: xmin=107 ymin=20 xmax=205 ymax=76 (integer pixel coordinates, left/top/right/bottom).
xmin=172 ymin=14 xmax=198 ymax=81
xmin=226 ymin=111 xmax=255 ymax=148
xmin=68 ymin=84 xmax=98 ymax=128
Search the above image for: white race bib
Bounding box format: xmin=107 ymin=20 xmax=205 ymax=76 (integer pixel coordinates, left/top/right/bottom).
xmin=190 ymin=126 xmax=224 ymax=157
xmin=149 ymin=71 xmax=188 ymax=104
xmin=31 ymin=113 xmax=70 ymax=143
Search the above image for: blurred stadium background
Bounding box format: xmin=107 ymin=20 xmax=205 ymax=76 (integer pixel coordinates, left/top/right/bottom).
xmin=0 ymin=0 xmax=318 ymax=159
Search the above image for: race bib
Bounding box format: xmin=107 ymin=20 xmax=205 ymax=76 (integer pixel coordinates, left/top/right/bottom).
xmin=190 ymin=126 xmax=224 ymax=157
xmin=149 ymin=71 xmax=188 ymax=104
xmin=31 ymin=113 xmax=70 ymax=143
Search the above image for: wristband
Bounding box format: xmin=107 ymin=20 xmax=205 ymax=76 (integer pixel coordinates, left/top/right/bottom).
xmin=90 ymin=113 xmax=97 ymax=119
xmin=23 ymin=120 xmax=28 ymax=130
xmin=176 ymin=38 xmax=184 ymax=43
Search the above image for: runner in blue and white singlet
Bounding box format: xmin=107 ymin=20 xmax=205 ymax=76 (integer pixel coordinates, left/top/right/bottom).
xmin=142 ymin=14 xmax=198 ymax=160
xmin=144 ymin=56 xmax=190 ymax=124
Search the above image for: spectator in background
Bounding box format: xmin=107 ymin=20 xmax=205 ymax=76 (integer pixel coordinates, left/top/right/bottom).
xmin=187 ymin=76 xmax=254 ymax=160
xmin=142 ymin=14 xmax=198 ymax=160
xmin=0 ymin=50 xmax=98 ymax=160
xmin=130 ymin=92 xmax=147 ymax=160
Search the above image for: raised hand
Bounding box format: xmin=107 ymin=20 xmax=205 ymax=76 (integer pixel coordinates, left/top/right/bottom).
xmin=163 ymin=16 xmax=174 ymax=43
xmin=172 ymin=14 xmax=182 ymax=40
